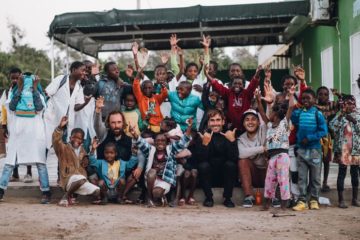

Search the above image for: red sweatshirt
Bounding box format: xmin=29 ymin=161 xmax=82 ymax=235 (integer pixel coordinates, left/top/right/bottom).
xmin=289 ymin=81 xmax=308 ymax=145
xmin=211 ymin=76 xmax=260 ymax=130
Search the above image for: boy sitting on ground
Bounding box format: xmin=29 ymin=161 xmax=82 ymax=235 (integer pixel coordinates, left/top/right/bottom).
xmin=128 ymin=118 xmax=193 ymax=207
xmin=89 ymin=140 xmax=138 ymax=204
xmin=53 ymin=116 xmax=100 ymax=207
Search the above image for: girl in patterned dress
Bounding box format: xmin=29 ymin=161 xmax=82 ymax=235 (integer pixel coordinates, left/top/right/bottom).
xmin=255 ymin=85 xmax=295 ymax=210
xmin=329 ymin=94 xmax=360 ymax=208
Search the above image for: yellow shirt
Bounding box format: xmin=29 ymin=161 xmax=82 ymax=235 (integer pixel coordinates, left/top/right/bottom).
xmin=108 ymin=160 xmax=120 ymax=185
xmin=1 ymin=105 xmax=7 ymax=125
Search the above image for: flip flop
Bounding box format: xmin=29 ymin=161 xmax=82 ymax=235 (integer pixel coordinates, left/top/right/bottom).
xmin=187 ymin=197 xmax=196 ymax=205
xmin=178 ymin=198 xmax=186 ymax=206
xmin=123 ymin=198 xmax=134 ymax=204
xmin=58 ymin=199 xmax=69 ymax=207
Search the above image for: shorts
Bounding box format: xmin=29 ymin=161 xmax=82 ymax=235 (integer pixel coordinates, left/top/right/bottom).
xmin=66 ymin=175 xmax=99 ymax=196
xmin=154 ymin=178 xmax=171 ymax=194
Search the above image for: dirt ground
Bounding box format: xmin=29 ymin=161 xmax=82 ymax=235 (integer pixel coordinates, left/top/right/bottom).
xmin=0 ymin=197 xmax=359 ymax=240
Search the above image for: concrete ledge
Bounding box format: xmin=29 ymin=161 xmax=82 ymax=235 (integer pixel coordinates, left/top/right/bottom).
xmin=3 ymin=186 xmax=353 ymax=206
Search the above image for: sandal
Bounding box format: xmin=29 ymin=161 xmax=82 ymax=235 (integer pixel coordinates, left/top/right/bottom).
xmin=58 ymin=199 xmax=69 ymax=207
xmin=187 ymin=197 xmax=196 ymax=205
xmin=178 ymin=198 xmax=186 ymax=206
xmin=92 ymin=199 xmax=102 ymax=205
xmin=123 ymin=198 xmax=134 ymax=204
xmin=147 ymin=199 xmax=156 ymax=208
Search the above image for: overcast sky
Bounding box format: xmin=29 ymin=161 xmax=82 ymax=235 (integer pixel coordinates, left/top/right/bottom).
xmin=0 ymin=0 xmax=276 ymax=58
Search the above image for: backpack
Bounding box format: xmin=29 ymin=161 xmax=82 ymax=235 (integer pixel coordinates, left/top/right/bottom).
xmin=14 ymin=73 xmax=45 ymax=117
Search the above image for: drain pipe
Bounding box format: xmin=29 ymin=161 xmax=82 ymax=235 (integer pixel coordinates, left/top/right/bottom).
xmin=336 ymin=21 xmax=341 ymax=92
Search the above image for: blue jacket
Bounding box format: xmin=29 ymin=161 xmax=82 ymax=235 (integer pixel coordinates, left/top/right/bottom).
xmin=291 ymin=106 xmax=328 ymax=149
xmin=168 ymin=91 xmax=203 ymax=131
xmin=89 ymin=154 xmax=137 ymax=188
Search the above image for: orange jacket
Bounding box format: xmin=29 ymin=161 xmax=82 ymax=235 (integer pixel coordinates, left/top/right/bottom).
xmin=133 ymin=78 xmax=168 ymax=127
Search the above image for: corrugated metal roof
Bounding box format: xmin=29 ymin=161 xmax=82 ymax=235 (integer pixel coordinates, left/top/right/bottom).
xmin=48 ymin=1 xmax=310 ymax=57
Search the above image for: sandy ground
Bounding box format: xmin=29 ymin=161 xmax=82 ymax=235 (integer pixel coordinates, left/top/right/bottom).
xmin=0 ymin=197 xmax=359 ymax=240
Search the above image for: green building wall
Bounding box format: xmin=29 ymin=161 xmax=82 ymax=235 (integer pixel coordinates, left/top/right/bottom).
xmin=290 ymin=0 xmax=360 ymax=94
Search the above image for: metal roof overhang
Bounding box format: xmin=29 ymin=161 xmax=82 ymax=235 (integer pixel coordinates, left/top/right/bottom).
xmin=48 ymin=1 xmax=310 ymax=58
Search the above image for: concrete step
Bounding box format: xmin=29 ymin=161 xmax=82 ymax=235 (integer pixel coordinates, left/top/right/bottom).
xmin=3 ymin=185 xmax=354 ymax=207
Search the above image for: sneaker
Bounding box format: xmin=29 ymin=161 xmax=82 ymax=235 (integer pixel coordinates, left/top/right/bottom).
xmin=0 ymin=188 xmax=4 ymax=202
xmin=23 ymin=174 xmax=33 ymax=183
xmin=9 ymin=176 xmax=19 ymax=182
xmin=100 ymin=196 xmax=108 ymax=205
xmin=272 ymin=198 xmax=281 ymax=208
xmin=41 ymin=191 xmax=51 ymax=204
xmin=223 ymin=198 xmax=235 ymax=208
xmin=309 ymin=200 xmax=320 ymax=210
xmin=292 ymin=200 xmax=308 ymax=211
xmin=351 ymin=199 xmax=360 ymax=207
xmin=321 ymin=184 xmax=331 ymax=193
xmin=287 ymin=198 xmax=297 ymax=208
xmin=242 ymin=196 xmax=254 ymax=208
xmin=338 ymin=201 xmax=348 ymax=209
xmin=203 ymin=197 xmax=214 ymax=207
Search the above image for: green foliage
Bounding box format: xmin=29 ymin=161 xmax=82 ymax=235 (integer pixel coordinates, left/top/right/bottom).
xmin=0 ymin=22 xmax=52 ymax=90
xmin=232 ymin=48 xmax=258 ymax=69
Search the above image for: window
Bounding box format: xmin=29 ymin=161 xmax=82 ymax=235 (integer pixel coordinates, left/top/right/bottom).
xmin=350 ymin=32 xmax=360 ymax=106
xmin=321 ymin=46 xmax=334 ymax=100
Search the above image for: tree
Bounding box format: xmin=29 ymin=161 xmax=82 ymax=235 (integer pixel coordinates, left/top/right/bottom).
xmin=0 ymin=22 xmax=52 ymax=89
xmin=231 ymin=47 xmax=258 ymax=69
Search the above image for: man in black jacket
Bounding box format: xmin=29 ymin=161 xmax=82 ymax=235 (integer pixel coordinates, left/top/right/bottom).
xmin=197 ymin=109 xmax=239 ymax=208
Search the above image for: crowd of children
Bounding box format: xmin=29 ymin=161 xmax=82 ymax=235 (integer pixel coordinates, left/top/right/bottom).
xmin=0 ymin=34 xmax=359 ymax=211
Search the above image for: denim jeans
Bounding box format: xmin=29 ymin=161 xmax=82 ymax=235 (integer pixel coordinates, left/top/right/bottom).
xmin=0 ymin=163 xmax=50 ymax=191
xmin=297 ymin=148 xmax=322 ymax=201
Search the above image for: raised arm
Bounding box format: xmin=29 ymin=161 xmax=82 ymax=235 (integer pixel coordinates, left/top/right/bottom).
xmin=33 ymin=76 xmax=44 ymax=111
xmin=170 ymin=34 xmax=180 ymax=77
xmin=132 ymin=42 xmax=140 ymax=71
xmin=294 ymin=66 xmax=307 ymax=104
xmin=9 ymin=75 xmax=23 ymax=111
xmin=94 ymin=96 xmax=107 ymax=141
xmin=254 ymin=88 xmax=269 ymax=125
xmin=201 ymin=82 xmax=212 ymax=110
xmin=246 ymin=65 xmax=262 ymax=100
xmin=286 ymin=86 xmax=295 ymax=122
xmin=52 ymin=116 xmax=68 ymax=156
xmin=199 ymin=35 xmax=211 ymax=81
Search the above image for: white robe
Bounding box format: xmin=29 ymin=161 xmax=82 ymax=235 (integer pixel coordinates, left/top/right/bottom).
xmin=74 ymin=86 xmax=96 ymax=139
xmin=44 ymin=75 xmax=81 ymax=149
xmin=4 ymin=93 xmax=46 ymax=165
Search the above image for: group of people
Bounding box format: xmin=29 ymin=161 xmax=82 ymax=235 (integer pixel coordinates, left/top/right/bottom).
xmin=0 ymin=34 xmax=359 ymax=211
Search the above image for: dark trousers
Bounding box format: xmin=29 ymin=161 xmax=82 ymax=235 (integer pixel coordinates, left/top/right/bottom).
xmin=337 ymin=164 xmax=359 ymax=192
xmin=198 ymin=158 xmax=237 ymax=199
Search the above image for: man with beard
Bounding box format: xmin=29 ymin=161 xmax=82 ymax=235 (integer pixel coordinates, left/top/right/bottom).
xmin=94 ymin=96 xmax=132 ymax=161
xmin=94 ymin=97 xmax=146 ymax=202
xmin=196 ymin=109 xmax=239 ymax=208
